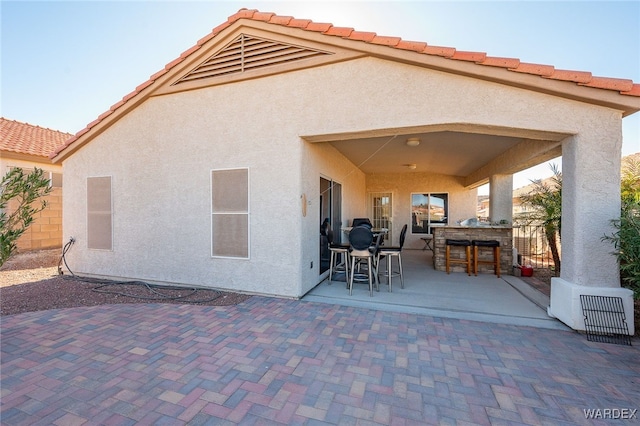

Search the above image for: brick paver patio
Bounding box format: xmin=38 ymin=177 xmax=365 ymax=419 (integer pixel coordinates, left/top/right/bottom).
xmin=1 ymin=297 xmax=638 ymax=425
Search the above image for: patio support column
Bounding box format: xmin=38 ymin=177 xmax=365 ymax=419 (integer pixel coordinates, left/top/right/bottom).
xmin=489 ymin=174 xmax=513 ymax=224
xmin=547 ymin=129 xmax=634 ymax=335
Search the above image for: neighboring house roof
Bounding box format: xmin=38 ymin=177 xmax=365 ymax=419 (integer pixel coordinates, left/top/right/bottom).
xmin=1 ymin=118 xmax=72 ymax=159
xmin=512 ymin=177 xmax=559 ymax=199
xmin=51 ymin=8 xmax=640 ymax=162
xmin=512 ymin=151 xmax=639 ymax=198
xmin=622 ymin=152 xmax=640 ymax=165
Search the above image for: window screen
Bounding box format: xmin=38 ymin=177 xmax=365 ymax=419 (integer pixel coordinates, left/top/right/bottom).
xmin=211 ymin=168 xmax=249 ymax=258
xmin=51 ymin=172 xmax=63 ymax=188
xmin=87 ymin=176 xmax=112 ymax=250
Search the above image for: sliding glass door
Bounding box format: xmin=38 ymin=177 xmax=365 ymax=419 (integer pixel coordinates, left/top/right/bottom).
xmin=319 ymin=177 xmax=342 ymax=274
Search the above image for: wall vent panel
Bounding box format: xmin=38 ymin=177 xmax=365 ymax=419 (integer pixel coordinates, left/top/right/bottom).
xmin=175 ymin=34 xmax=332 ymax=84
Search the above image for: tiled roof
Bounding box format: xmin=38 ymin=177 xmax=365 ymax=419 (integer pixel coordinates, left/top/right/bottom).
xmin=52 ymin=8 xmax=640 ymax=159
xmin=1 ymin=118 xmax=72 ymax=158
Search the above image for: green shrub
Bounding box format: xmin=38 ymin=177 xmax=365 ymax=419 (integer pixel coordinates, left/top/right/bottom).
xmin=603 ymin=158 xmax=640 ymax=299
xmin=0 ymin=167 xmax=52 ymax=267
xmin=604 ymin=202 xmax=640 ymax=298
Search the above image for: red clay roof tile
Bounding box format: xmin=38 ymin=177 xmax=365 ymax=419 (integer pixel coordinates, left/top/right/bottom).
xmin=164 ymin=57 xmax=185 ymax=70
xmin=288 ymin=19 xmax=312 ymax=28
xmin=546 ymin=69 xmax=592 ymax=83
xmin=122 ymin=91 xmax=138 ymax=103
xmin=51 ymin=8 xmax=640 ymax=159
xmin=97 ymin=110 xmax=114 ymax=121
xmin=230 ymin=9 xmax=256 ymax=21
xmin=622 ymin=85 xmax=640 ymax=96
xmin=396 ymin=40 xmax=428 ymax=53
xmin=110 ymin=100 xmax=126 ymax=111
xmin=86 ymin=118 xmax=102 ymax=129
xmin=579 ymin=76 xmax=634 ymax=92
xmin=480 ymin=57 xmax=521 ymax=69
xmin=180 ymin=45 xmax=201 ymax=58
xmin=1 ymin=118 xmax=72 ymax=157
xmin=371 ymin=35 xmax=402 ymax=47
xmin=509 ymin=62 xmax=555 ymax=77
xmin=136 ymin=80 xmax=154 ymax=92
xmin=305 ymin=22 xmax=333 ymax=32
xmin=324 ymin=26 xmax=354 ymax=37
xmin=252 ymin=12 xmax=275 ymax=22
xmin=451 ymin=50 xmax=487 ymax=62
xmin=150 ymin=69 xmax=168 ymax=81
xmin=422 ymin=45 xmax=456 ymax=57
xmin=348 ymin=31 xmax=377 ymax=42
xmin=198 ymin=30 xmax=219 ymax=45
xmin=269 ymin=15 xmax=293 ymax=25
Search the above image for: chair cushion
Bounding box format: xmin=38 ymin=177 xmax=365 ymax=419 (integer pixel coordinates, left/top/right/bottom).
xmin=445 ymin=239 xmax=471 ymax=246
xmin=379 ymin=246 xmax=401 ymax=253
xmin=349 ymin=226 xmax=373 ymax=250
xmin=330 ymin=242 xmax=350 ymax=250
xmin=471 ymin=240 xmax=500 ymax=247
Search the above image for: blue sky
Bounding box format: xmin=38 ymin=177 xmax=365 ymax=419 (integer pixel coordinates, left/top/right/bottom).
xmin=2 ymin=0 xmax=639 ymax=188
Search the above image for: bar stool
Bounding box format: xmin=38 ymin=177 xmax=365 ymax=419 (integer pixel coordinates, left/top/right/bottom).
xmin=472 ymin=240 xmax=501 ymax=278
xmin=445 ymin=239 xmax=472 ymax=275
xmin=348 ymin=226 xmax=377 ymax=296
xmin=377 ymin=224 xmax=408 ymax=292
xmin=325 ymin=223 xmax=350 ymax=285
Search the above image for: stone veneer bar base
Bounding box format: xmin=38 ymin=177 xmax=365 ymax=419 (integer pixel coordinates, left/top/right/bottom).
xmin=433 ymin=226 xmax=513 ymax=274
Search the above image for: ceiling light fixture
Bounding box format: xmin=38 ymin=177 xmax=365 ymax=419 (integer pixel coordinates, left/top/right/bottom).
xmin=406 ymin=137 xmax=421 ymax=147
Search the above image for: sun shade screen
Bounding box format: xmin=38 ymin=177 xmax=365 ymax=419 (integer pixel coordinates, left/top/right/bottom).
xmin=211 ymin=169 xmax=249 ymax=258
xmin=87 ymin=176 xmax=112 ymax=250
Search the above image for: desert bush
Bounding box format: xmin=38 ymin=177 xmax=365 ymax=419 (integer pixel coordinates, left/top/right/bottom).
xmin=0 ymin=167 xmax=52 ymax=267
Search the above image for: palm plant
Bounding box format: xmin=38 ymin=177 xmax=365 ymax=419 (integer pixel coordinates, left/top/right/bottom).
xmin=515 ymin=164 xmax=562 ymax=276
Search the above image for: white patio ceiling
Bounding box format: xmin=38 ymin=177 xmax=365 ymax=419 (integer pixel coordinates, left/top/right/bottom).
xmin=305 ymin=126 xmax=566 ymax=186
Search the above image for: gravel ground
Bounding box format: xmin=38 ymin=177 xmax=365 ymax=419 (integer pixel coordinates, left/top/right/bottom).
xmin=0 ymin=249 xmax=252 ymax=316
xmin=2 ymin=249 xmax=638 ymax=336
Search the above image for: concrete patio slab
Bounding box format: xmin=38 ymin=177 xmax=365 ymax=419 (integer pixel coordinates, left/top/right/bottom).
xmin=305 ymin=249 xmax=567 ymax=330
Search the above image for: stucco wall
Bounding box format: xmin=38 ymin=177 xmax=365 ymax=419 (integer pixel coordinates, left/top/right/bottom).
xmin=366 ymin=172 xmax=477 ymax=250
xmin=61 ymin=56 xmax=622 ymax=297
xmin=299 ymin=142 xmax=366 ymax=295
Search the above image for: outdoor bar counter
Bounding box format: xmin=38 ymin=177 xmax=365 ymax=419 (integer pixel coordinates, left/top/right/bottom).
xmin=432 ymin=226 xmax=513 ymax=274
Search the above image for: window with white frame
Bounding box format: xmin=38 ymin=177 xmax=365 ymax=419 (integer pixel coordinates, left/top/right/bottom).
xmin=368 ymin=192 xmax=392 ymax=243
xmin=211 ymin=168 xmax=249 ymax=258
xmin=87 ymin=176 xmax=112 ymax=250
xmin=411 ymin=193 xmax=448 ymax=234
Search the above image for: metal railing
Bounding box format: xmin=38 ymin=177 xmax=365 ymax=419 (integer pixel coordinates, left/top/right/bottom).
xmin=512 ymin=224 xmax=559 ymax=270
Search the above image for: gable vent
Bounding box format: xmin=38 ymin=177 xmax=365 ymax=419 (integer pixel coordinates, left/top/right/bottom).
xmin=175 ymin=34 xmax=332 ymax=84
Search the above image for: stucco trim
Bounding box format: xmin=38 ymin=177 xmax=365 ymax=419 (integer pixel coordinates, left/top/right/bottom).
xmin=301 ymin=122 xmax=573 ymax=144
xmin=0 ymin=151 xmax=54 ymax=164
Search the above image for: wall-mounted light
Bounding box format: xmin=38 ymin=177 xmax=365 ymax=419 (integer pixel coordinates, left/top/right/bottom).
xmin=406 ymin=163 xmax=417 ymax=170
xmin=406 ymin=137 xmax=421 ymax=147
